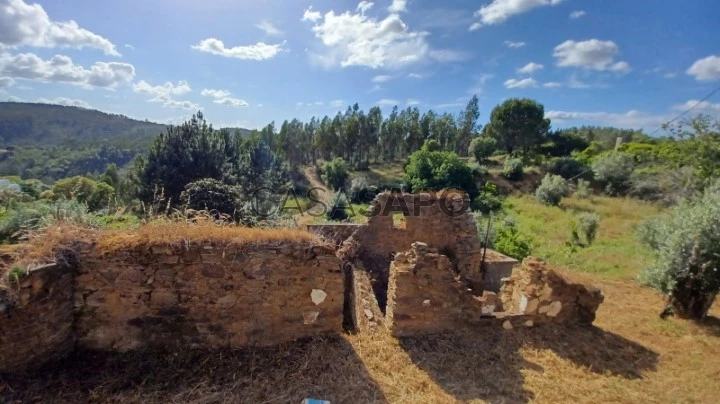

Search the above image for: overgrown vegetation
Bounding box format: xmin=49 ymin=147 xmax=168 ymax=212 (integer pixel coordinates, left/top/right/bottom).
xmin=638 ymin=184 xmax=720 ymax=319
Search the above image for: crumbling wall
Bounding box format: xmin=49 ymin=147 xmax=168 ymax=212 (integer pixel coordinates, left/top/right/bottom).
xmin=339 ymin=191 xmax=486 ymax=311
xmin=73 ymin=243 xmax=345 ymax=351
xmin=500 ymin=257 xmax=604 ymax=325
xmin=386 ymin=242 xmax=490 ymax=336
xmin=0 ymin=264 xmax=75 ymax=373
xmin=385 ymin=246 xmax=604 ymax=336
xmin=305 ymin=224 xmax=362 ymax=246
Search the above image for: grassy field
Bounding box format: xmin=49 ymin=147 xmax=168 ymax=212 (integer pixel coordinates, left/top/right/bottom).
xmin=504 ymin=194 xmax=663 ymax=279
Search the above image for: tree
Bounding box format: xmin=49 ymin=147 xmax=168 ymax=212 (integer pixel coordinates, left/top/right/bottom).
xmin=322 ymin=157 xmax=349 ymax=191
xmin=486 ymin=98 xmax=550 ymax=156
xmin=133 ymin=112 xmax=231 ymax=206
xmin=403 ymin=140 xmax=478 ymax=199
xmin=234 ymin=139 xmax=290 ymax=197
xmin=457 ymin=95 xmax=481 ymax=155
xmin=468 ymin=136 xmax=497 ymax=163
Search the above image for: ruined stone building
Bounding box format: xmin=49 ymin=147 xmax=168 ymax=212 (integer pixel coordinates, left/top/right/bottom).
xmin=0 ymin=191 xmax=603 ymax=373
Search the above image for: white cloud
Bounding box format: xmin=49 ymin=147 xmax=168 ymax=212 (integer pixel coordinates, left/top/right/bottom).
xmin=357 ymin=1 xmax=374 ymax=14
xmin=0 ymin=52 xmax=135 ymax=89
xmin=372 ymin=74 xmax=393 ymax=83
xmin=369 ymin=84 xmax=383 ymax=92
xmin=435 ymin=101 xmax=465 ymax=109
xmin=377 ymin=99 xmax=399 ymax=106
xmin=672 ymin=99 xmax=720 ymax=113
xmin=133 ymin=80 xmax=191 ymax=97
xmin=36 ymin=96 xmax=90 ymax=108
xmin=569 ymin=10 xmax=586 ymax=19
xmin=553 ymin=39 xmax=631 ymax=73
xmin=388 ymin=0 xmax=407 ymax=13
xmin=304 ymin=4 xmax=460 ymax=69
xmin=504 ymin=77 xmax=538 ymax=88
xmin=124 ymin=44 xmax=135 ymax=50
xmin=469 ymin=22 xmax=482 ymax=31
xmin=543 ymin=81 xmax=562 ymax=88
xmin=329 ymin=99 xmax=344 ymax=108
xmin=547 ymin=110 xmax=667 ymax=129
xmin=302 ymin=6 xmax=322 ymax=22
xmin=201 ymin=88 xmax=249 ymax=107
xmin=191 ymin=38 xmax=285 ymax=60
xmin=517 ymin=62 xmax=544 ymax=74
xmin=133 ymin=79 xmax=198 ymax=110
xmin=504 ymin=40 xmax=526 ymax=48
xmin=0 ymin=77 xmax=14 ymax=89
xmin=408 ymin=72 xmax=424 ymax=79
xmin=256 ymin=21 xmax=284 ymax=36
xmin=406 ymin=98 xmax=420 ymax=106
xmin=473 ymin=0 xmax=563 ymax=28
xmin=687 ymin=55 xmax=720 ymax=81
xmin=0 ymin=0 xmax=120 ymax=56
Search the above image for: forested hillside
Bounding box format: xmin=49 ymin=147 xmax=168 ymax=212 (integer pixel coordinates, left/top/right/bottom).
xmin=0 ymin=102 xmax=251 ymax=182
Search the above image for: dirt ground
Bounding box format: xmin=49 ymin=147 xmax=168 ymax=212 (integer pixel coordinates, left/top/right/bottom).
xmin=1 ymin=273 xmax=719 ymax=404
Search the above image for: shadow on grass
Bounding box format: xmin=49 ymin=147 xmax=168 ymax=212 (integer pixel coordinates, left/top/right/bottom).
xmin=699 ymin=315 xmax=720 ymax=337
xmin=399 ymin=325 xmax=659 ymax=403
xmin=0 ymin=336 xmax=387 ymax=404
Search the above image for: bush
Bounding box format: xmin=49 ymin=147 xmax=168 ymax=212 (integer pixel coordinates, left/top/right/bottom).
xmin=578 ymin=213 xmax=600 ymax=245
xmin=493 ymin=216 xmax=533 ymax=260
xmin=472 ymin=182 xmax=503 ymax=214
xmin=575 ymin=179 xmax=592 ymax=199
xmin=535 ymin=174 xmax=570 ymax=206
xmin=592 ymin=152 xmax=636 ymax=195
xmin=468 ymin=136 xmax=497 ymax=163
xmin=321 ymin=158 xmax=350 ymax=191
xmin=180 ymin=178 xmax=240 ymax=219
xmin=502 ymin=158 xmax=524 ymax=181
xmin=546 ymin=157 xmax=590 ymax=180
xmin=349 ymin=177 xmax=370 ymax=204
xmin=326 ymin=191 xmax=349 ymax=221
xmin=638 ymin=185 xmax=720 ymax=319
xmin=0 ymin=199 xmax=97 ymax=243
xmin=403 ymin=148 xmax=478 ymax=200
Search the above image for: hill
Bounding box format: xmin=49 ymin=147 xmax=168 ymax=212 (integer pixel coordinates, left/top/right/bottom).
xmin=0 ymin=103 xmax=252 ymax=182
xmin=0 ymin=102 xmax=167 ymax=146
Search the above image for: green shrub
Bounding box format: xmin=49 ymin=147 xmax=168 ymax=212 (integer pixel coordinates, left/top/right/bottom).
xmin=468 ymin=136 xmax=497 ymax=163
xmin=0 ymin=199 xmax=97 ymax=243
xmin=403 ymin=148 xmax=478 ymax=200
xmin=494 ymin=217 xmax=533 ymax=260
xmin=349 ymin=177 xmax=370 ymax=204
xmin=180 ymin=178 xmax=240 ymax=219
xmin=592 ymin=152 xmax=636 ymax=195
xmin=546 ymin=157 xmax=590 ymax=180
xmin=472 ymin=182 xmax=503 ymax=214
xmin=321 ymin=158 xmax=350 ymax=191
xmin=502 ymin=158 xmax=524 ymax=181
xmin=575 ymin=179 xmax=592 ymax=199
xmin=535 ymin=174 xmax=570 ymax=206
xmin=638 ymin=185 xmax=720 ymax=318
xmin=578 ymin=213 xmax=600 ymax=245
xmin=7 ymin=266 xmax=26 ymax=282
xmin=326 ymin=191 xmax=349 ymax=221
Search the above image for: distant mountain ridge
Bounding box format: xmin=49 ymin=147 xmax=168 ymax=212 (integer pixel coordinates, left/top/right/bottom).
xmin=0 ymin=102 xmax=252 ymax=146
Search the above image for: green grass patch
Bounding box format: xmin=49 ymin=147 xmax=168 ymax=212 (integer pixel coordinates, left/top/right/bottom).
xmin=504 ymin=194 xmax=663 ymax=279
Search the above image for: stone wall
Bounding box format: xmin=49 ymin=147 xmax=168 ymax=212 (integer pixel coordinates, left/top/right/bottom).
xmin=305 ymin=224 xmax=362 ymax=246
xmin=0 ymin=240 xmax=346 ymax=372
xmin=385 ymin=245 xmax=604 ymax=336
xmin=500 ymin=257 xmax=605 ymax=326
xmin=0 ymin=264 xmax=75 ymax=373
xmin=73 ymin=243 xmax=345 ymax=351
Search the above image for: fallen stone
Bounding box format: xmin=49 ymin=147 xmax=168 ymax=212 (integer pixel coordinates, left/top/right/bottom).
xmin=502 ymin=320 xmax=513 ymax=330
xmin=311 ymin=289 xmax=327 ymax=305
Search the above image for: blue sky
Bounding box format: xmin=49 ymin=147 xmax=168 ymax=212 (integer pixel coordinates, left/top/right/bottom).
xmin=1 ymin=0 xmax=719 ymax=132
